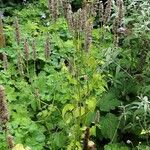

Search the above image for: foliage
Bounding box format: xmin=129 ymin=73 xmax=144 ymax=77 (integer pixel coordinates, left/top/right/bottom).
xmin=0 ymin=0 xmax=150 ymax=149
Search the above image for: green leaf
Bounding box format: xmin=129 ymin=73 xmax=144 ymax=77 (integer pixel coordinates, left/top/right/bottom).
xmin=62 ymin=104 xmax=74 ymax=118
xmin=86 ymin=97 xmax=96 ymax=111
xmin=62 ymin=104 xmax=74 ymax=123
xmin=100 ymin=113 xmax=118 ymax=140
xmin=104 ymin=143 xmax=129 ymax=150
xmin=12 ymin=144 xmax=25 ymax=150
xmin=99 ymin=92 xmax=120 ymax=112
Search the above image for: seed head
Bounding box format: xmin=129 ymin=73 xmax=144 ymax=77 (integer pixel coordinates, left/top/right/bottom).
xmin=2 ymin=52 xmax=8 ymax=71
xmin=17 ymin=52 xmax=24 ymax=76
xmin=76 ymin=9 xmax=83 ymax=32
xmin=32 ymin=39 xmax=37 ymax=60
xmin=0 ymin=85 xmax=9 ymax=130
xmin=82 ymin=2 xmax=91 ymax=20
xmin=7 ymin=135 xmax=14 ymax=150
xmin=84 ymin=19 xmax=93 ymax=53
xmin=92 ymin=0 xmax=99 ymax=17
xmin=61 ymin=0 xmax=70 ymax=18
xmin=24 ymin=39 xmax=30 ymax=61
xmin=117 ymin=0 xmax=124 ymax=27
xmin=0 ymin=17 xmax=6 ymax=47
xmin=112 ymin=0 xmax=125 ymax=46
xmin=103 ymin=0 xmax=112 ymax=24
xmin=45 ymin=36 xmax=51 ymax=61
xmin=48 ymin=0 xmax=59 ymax=21
xmin=14 ymin=17 xmax=21 ymax=45
xmin=66 ymin=4 xmax=73 ymax=31
xmin=98 ymin=1 xmax=104 ymax=22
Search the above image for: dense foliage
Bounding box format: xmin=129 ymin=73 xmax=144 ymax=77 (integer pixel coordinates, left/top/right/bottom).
xmin=0 ymin=0 xmax=150 ymax=149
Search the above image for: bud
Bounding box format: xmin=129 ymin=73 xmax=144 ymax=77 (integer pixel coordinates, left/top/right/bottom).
xmin=126 ymin=140 xmax=132 ymax=144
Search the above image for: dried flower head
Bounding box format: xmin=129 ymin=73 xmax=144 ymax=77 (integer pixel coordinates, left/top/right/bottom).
xmin=0 ymin=85 xmax=9 ymax=129
xmin=113 ymin=0 xmax=124 ymax=32
xmin=14 ymin=17 xmax=21 ymax=45
xmin=103 ymin=0 xmax=112 ymax=24
xmin=92 ymin=0 xmax=99 ymax=17
xmin=72 ymin=13 xmax=78 ymax=33
xmin=61 ymin=0 xmax=70 ymax=18
xmin=76 ymin=9 xmax=83 ymax=32
xmin=98 ymin=1 xmax=104 ymax=22
xmin=48 ymin=0 xmax=59 ymax=21
xmin=2 ymin=52 xmax=8 ymax=71
xmin=17 ymin=52 xmax=24 ymax=76
xmin=112 ymin=0 xmax=125 ymax=46
xmin=84 ymin=19 xmax=93 ymax=52
xmin=0 ymin=17 xmax=6 ymax=47
xmin=81 ymin=8 xmax=87 ymax=30
xmin=32 ymin=39 xmax=37 ymax=60
xmin=83 ymin=3 xmax=91 ymax=19
xmin=24 ymin=39 xmax=30 ymax=61
xmin=7 ymin=135 xmax=14 ymax=150
xmin=66 ymin=4 xmax=73 ymax=31
xmin=117 ymin=0 xmax=124 ymax=27
xmin=45 ymin=36 xmax=51 ymax=61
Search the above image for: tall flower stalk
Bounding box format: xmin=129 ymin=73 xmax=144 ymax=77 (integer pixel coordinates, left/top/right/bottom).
xmin=84 ymin=19 xmax=93 ymax=53
xmin=0 ymin=17 xmax=6 ymax=48
xmin=103 ymin=0 xmax=112 ymax=24
xmin=48 ymin=0 xmax=59 ymax=21
xmin=14 ymin=17 xmax=21 ymax=45
xmin=0 ymin=85 xmax=14 ymax=150
xmin=98 ymin=1 xmax=104 ymax=25
xmin=66 ymin=4 xmax=73 ymax=32
xmin=24 ymin=39 xmax=30 ymax=77
xmin=2 ymin=52 xmax=8 ymax=71
xmin=44 ymin=36 xmax=51 ymax=61
xmin=61 ymin=0 xmax=70 ymax=18
xmin=32 ymin=39 xmax=37 ymax=76
xmin=113 ymin=0 xmax=125 ymax=46
xmin=17 ymin=52 xmax=24 ymax=76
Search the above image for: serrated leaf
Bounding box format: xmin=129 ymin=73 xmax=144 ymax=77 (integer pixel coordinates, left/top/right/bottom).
xmin=100 ymin=113 xmax=118 ymax=140
xmin=99 ymin=92 xmax=120 ymax=112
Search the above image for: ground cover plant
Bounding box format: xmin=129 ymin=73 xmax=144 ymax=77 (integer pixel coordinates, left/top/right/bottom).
xmin=0 ymin=0 xmax=150 ymax=149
